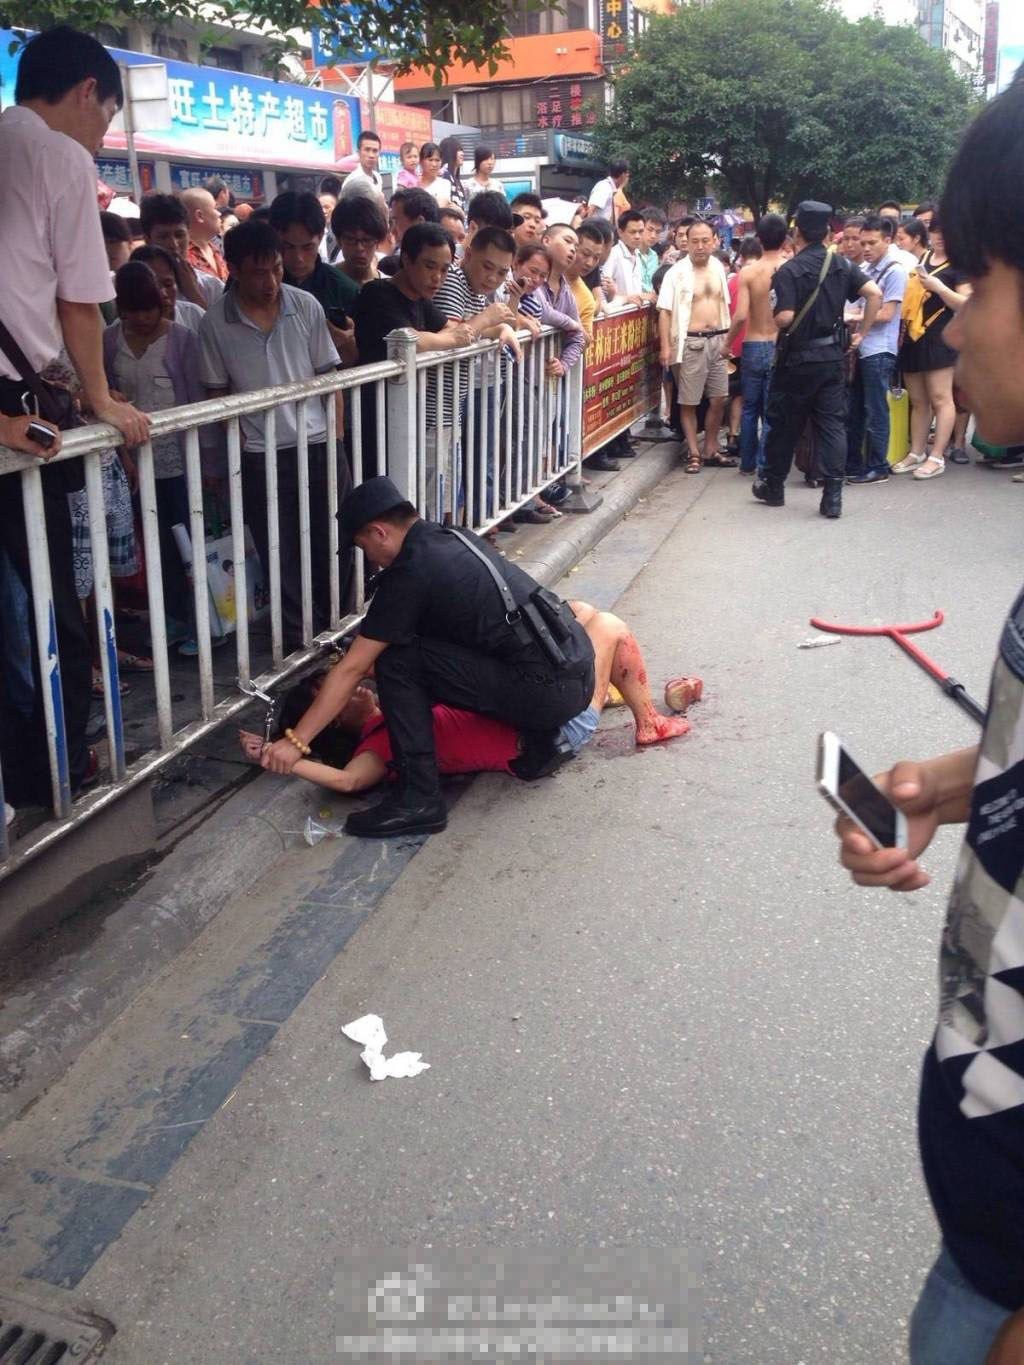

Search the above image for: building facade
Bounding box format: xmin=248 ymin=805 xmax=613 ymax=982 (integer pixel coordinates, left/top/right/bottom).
xmin=917 ymin=0 xmax=986 ymax=78
xmin=390 ymin=0 xmax=671 ymax=198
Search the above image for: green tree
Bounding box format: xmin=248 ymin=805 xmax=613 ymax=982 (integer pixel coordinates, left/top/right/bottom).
xmin=0 ymin=0 xmax=550 ymax=86
xmin=595 ymin=0 xmax=976 ymax=216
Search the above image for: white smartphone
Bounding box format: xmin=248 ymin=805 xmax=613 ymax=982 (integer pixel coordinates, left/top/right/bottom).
xmin=817 ymin=731 xmax=907 ymax=850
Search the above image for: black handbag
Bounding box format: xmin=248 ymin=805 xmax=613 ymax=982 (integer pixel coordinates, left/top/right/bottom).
xmin=0 ymin=317 xmax=85 ymax=493
xmin=447 ymin=528 xmax=591 ymax=677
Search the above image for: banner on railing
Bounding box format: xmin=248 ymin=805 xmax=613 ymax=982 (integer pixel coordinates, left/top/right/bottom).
xmin=581 ymin=307 xmax=660 ymax=457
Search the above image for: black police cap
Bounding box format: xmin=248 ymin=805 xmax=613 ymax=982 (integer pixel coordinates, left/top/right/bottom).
xmin=794 ymin=200 xmax=833 ymax=236
xmin=338 ymin=475 xmax=409 ymax=539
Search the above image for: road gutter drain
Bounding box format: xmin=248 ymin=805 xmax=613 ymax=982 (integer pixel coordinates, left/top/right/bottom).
xmin=0 ymin=1286 xmax=113 ymax=1363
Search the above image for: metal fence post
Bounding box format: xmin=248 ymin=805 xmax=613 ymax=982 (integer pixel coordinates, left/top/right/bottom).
xmin=384 ymin=328 xmax=420 ymax=503
xmin=559 ymin=354 xmax=603 ymax=515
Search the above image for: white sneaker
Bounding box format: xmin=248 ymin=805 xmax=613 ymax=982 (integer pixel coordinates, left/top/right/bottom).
xmin=891 ymin=451 xmax=927 ymax=474
xmin=913 ymin=455 xmax=946 ymax=480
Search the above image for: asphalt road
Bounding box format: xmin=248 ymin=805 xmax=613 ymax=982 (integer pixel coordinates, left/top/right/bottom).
xmin=3 ymin=458 xmax=1021 ymax=1363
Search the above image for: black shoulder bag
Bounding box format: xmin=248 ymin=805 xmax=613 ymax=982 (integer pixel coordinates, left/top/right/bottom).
xmin=0 ymin=317 xmax=84 ymax=492
xmin=447 ymin=528 xmax=588 ymax=674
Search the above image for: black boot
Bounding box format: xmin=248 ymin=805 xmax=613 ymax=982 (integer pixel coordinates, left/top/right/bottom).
xmin=819 ymin=478 xmax=843 ymax=519
xmin=345 ymin=792 xmax=448 ymax=838
xmin=752 ymin=476 xmax=785 ymax=507
xmin=509 ymin=729 xmax=576 ymax=781
xmin=345 ymin=757 xmax=448 ymax=838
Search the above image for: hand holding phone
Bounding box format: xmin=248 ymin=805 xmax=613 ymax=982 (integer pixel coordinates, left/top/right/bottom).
xmin=820 ymin=733 xmax=947 ymax=893
xmin=818 ymin=731 xmax=907 ymax=849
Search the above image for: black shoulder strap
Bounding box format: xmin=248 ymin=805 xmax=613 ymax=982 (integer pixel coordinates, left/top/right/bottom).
xmin=447 ymin=528 xmax=521 ymax=622
xmin=0 ymin=317 xmax=43 ymax=397
xmin=785 ymin=246 xmax=834 ymax=336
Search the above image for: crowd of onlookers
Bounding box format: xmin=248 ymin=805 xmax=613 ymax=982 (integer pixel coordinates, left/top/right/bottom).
xmin=0 ymin=21 xmax=1009 ymax=826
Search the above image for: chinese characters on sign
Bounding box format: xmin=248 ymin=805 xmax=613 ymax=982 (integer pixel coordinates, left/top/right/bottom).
xmin=101 ymin=45 xmax=360 ymax=169
xmin=98 ymin=158 xmax=155 ymax=194
xmin=581 ymin=307 xmax=660 ymax=458
xmin=534 ymin=78 xmax=602 ymax=131
xmin=600 ymin=0 xmax=633 ymax=65
xmin=170 ymin=166 xmax=266 ymax=199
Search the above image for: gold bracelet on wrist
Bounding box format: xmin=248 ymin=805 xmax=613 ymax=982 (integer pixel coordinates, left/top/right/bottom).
xmin=284 ymin=727 xmax=311 ymax=757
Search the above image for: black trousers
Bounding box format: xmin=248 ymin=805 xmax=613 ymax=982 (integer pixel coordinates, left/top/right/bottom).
xmin=763 ymin=360 xmax=848 ymax=483
xmin=374 ymin=635 xmax=596 ymax=799
xmin=0 ymin=382 xmax=92 ymax=805
xmin=242 ymin=440 xmax=354 ymax=652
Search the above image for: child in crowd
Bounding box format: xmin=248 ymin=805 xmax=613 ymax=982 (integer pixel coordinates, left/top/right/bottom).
xmin=103 ymin=261 xmax=205 ymax=655
xmin=396 ymin=142 xmax=421 ymax=189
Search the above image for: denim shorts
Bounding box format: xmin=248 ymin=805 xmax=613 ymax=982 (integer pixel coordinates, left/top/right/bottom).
xmin=558 ymin=704 xmax=600 ymax=755
xmin=909 ymin=1246 xmax=1011 ymax=1364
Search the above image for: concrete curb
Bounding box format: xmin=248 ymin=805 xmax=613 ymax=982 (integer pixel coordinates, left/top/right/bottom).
xmin=517 ymin=442 xmax=681 ymax=588
xmin=0 ymin=441 xmax=680 ymax=1128
xmin=0 ymin=773 xmax=328 ymax=1128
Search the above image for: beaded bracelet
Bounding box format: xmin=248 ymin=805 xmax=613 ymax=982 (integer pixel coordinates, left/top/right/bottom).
xmin=284 ymin=727 xmax=312 ymax=757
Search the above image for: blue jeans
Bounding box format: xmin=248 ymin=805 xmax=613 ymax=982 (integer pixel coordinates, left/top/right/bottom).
xmin=909 ymin=1247 xmax=1011 ymax=1364
xmin=739 ymin=341 xmax=775 ymax=473
xmin=847 ymin=352 xmax=894 ymax=474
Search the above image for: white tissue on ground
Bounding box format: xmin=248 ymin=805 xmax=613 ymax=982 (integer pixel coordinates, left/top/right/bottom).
xmin=343 ymin=1013 xmax=430 ymax=1081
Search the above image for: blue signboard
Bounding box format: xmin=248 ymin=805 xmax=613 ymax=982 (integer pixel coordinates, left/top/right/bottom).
xmin=311 ymin=0 xmax=393 ymax=67
xmin=0 ymin=29 xmax=361 ymax=169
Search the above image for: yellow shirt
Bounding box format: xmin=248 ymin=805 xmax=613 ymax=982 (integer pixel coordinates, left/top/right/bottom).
xmin=570 ymin=276 xmax=596 ymax=344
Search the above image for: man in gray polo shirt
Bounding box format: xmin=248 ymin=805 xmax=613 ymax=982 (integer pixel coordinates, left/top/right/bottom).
xmin=199 ymin=219 xmax=342 ymax=651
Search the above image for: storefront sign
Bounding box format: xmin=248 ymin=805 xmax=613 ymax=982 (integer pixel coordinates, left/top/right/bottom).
xmin=97 ymin=158 xmax=156 ymax=194
xmin=537 ymin=80 xmax=602 ymax=131
xmin=552 ymin=132 xmax=599 ymax=166
xmin=171 ymin=164 xmax=266 ymax=199
xmin=600 ymin=0 xmax=633 ymax=66
xmin=361 ymin=99 xmax=432 ymax=153
xmin=582 ymin=306 xmax=659 ymax=457
xmin=0 ymin=30 xmax=359 ymax=170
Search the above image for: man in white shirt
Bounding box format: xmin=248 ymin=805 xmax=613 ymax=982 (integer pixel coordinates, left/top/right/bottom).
xmin=0 ymin=25 xmax=150 ymax=805
xmin=606 ymin=209 xmax=655 ymax=306
xmin=587 ymin=160 xmax=630 ymax=222
xmin=339 ymin=131 xmax=385 ymax=205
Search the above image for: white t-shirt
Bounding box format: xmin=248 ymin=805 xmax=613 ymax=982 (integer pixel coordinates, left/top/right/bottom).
xmin=197 ymin=271 xmax=224 ymax=308
xmin=607 ymin=240 xmax=644 ymax=298
xmin=339 ymin=165 xmax=385 ymax=203
xmin=423 ymin=179 xmax=452 ymax=208
xmin=174 ymin=298 xmax=205 ymax=335
xmin=891 ymin=245 xmax=920 ymax=272
xmin=0 ymin=106 xmax=113 ymax=378
xmin=587 ymin=177 xmax=615 ymax=221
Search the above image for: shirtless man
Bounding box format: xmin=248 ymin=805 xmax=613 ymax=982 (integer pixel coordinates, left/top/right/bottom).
xmin=239 ymin=603 xmax=701 ymax=795
xmin=725 ymin=213 xmax=789 ymax=475
xmin=657 ymin=219 xmax=735 ymax=472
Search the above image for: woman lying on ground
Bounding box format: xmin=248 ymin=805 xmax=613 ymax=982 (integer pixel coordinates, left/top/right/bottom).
xmin=239 ymin=602 xmax=703 ymax=795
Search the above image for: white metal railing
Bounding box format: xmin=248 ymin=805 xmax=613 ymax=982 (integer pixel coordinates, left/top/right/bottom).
xmin=0 ymin=321 xmax=588 ymax=878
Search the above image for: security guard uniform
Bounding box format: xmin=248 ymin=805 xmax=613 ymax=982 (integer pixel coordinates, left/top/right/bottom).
xmin=340 ymin=477 xmax=596 ymax=834
xmin=755 ymin=201 xmax=871 ymax=519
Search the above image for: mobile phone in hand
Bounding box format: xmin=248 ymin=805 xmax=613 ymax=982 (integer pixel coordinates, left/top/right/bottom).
xmin=817 ymin=731 xmax=907 ymax=849
xmin=26 ymin=420 xmax=57 ymax=450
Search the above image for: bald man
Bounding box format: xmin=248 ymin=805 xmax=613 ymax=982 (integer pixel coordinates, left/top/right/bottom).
xmin=181 ymin=187 xmax=228 ymax=282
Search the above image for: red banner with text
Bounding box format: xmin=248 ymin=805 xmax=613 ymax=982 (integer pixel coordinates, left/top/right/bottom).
xmin=581 ymin=306 xmax=660 ymax=457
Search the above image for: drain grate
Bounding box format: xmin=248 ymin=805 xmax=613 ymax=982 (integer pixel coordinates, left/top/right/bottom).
xmin=0 ymin=1285 xmax=113 ymax=1364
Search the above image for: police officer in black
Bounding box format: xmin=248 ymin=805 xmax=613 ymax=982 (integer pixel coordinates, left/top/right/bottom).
xmin=753 ymin=201 xmax=882 ymax=519
xmin=262 ymin=477 xmax=596 ymax=838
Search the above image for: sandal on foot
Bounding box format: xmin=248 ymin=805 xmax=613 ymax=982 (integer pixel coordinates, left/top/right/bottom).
xmin=704 ymin=452 xmax=738 ymax=468
xmin=685 ymin=455 xmax=703 ymax=474
xmin=92 ymin=668 xmax=130 ymax=698
xmin=116 ymin=650 xmax=154 ymax=673
xmin=913 ymin=455 xmax=945 ymax=480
